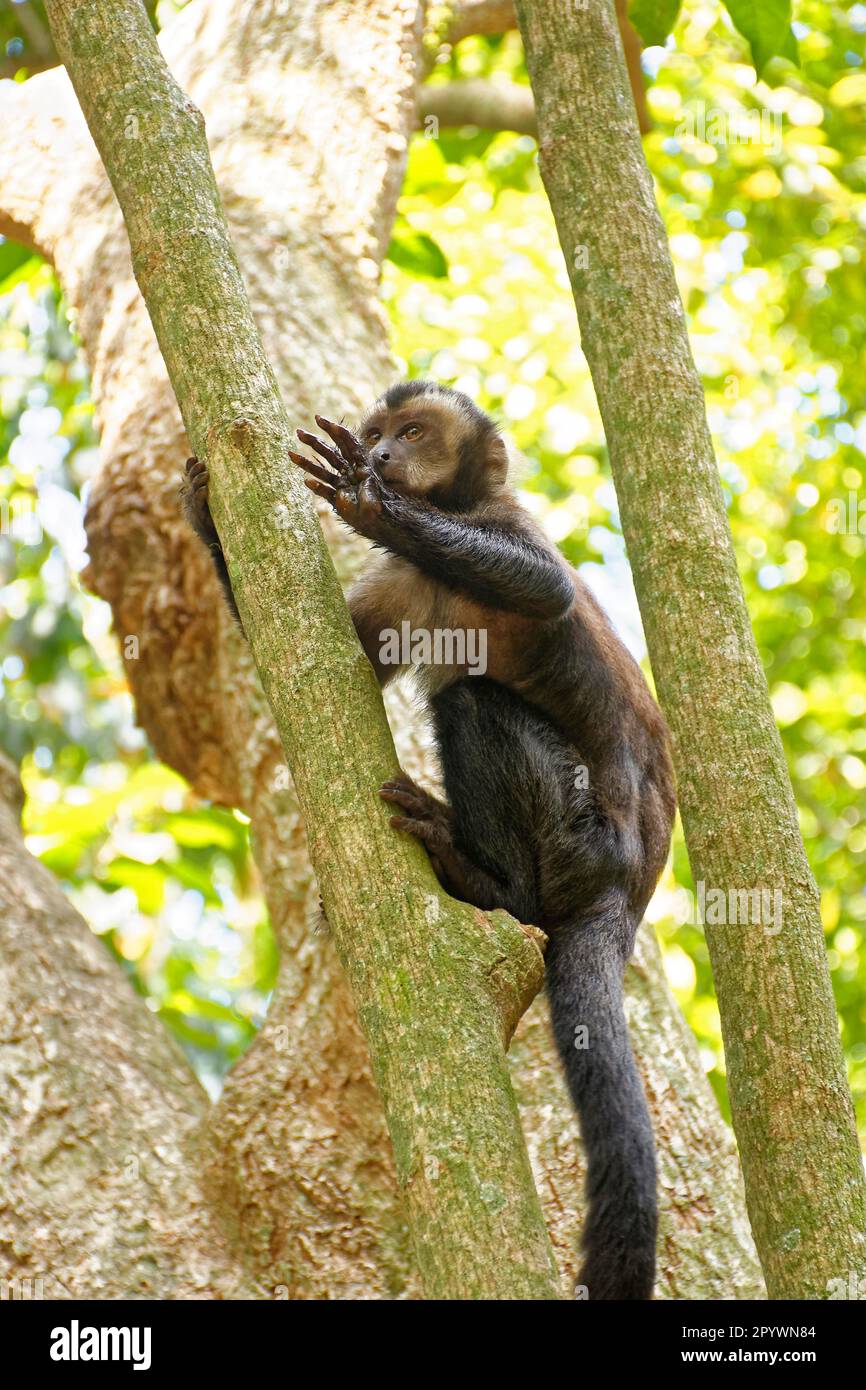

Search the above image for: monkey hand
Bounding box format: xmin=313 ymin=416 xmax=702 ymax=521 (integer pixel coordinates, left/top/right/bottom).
xmin=290 ymin=416 xmax=390 ymax=541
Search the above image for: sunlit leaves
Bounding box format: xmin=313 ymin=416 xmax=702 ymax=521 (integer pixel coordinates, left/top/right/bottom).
xmin=722 ymin=0 xmax=799 ymax=74
xmin=629 ymin=0 xmax=799 ymax=74
xmin=629 ymin=0 xmax=683 ymax=49
xmin=387 ymin=218 xmax=449 ymax=278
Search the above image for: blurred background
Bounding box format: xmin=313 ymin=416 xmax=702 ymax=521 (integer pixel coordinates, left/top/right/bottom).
xmin=1 ymin=0 xmax=864 ymax=1137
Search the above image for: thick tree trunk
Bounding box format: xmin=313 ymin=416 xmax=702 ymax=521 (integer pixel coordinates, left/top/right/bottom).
xmin=0 ymin=0 xmax=763 ymax=1298
xmin=0 ymin=754 xmax=249 ymax=1298
xmin=515 ymin=0 xmax=866 ymax=1298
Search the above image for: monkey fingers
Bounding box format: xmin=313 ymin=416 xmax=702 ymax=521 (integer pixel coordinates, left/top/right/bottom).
xmin=314 ymin=416 xmax=370 ymax=475
xmin=295 ymin=427 xmax=354 ymax=481
xmin=185 ymin=455 xmax=205 ymax=485
xmin=287 ymin=447 xmax=341 ymax=489
xmin=181 ymin=457 xmax=219 ymax=543
xmin=301 ymin=476 xmax=338 ymax=506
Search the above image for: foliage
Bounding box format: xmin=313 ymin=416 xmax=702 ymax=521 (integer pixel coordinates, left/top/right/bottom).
xmin=630 ymin=0 xmax=799 ymax=74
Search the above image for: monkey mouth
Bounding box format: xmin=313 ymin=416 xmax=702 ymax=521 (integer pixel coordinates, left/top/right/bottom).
xmin=378 ymin=466 xmax=410 ymax=489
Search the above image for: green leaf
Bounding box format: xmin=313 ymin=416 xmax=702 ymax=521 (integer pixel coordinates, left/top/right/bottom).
xmin=386 ymin=224 xmax=448 ymax=279
xmin=165 ymin=810 xmax=240 ymax=850
xmin=722 ymin=0 xmax=798 ymax=74
xmin=0 ymin=239 xmax=40 ymax=295
xmin=628 ymin=0 xmax=682 ymax=49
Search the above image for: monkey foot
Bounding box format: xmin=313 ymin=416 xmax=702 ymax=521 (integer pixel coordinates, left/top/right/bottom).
xmin=180 ymin=456 xmax=218 ymax=545
xmin=380 ymin=775 xmax=450 ymax=825
xmin=381 ymin=775 xmax=511 ymax=913
xmin=379 ymin=775 xmax=455 ymax=874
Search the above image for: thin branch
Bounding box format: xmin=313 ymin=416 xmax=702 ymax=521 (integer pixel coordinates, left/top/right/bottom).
xmin=419 ymin=78 xmax=537 ymax=135
xmin=443 ymin=0 xmax=518 ymax=44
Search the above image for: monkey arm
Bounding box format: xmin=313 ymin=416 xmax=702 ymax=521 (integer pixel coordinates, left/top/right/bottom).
xmin=364 ymin=494 xmax=575 ymax=620
xmin=180 ymin=457 xmax=244 ymax=630
xmin=289 ymin=418 xmax=574 ymax=621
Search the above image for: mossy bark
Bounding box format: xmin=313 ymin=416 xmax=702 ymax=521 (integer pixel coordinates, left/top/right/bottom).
xmin=514 ymin=0 xmax=866 ymax=1298
xmin=43 ymin=0 xmax=560 ymax=1300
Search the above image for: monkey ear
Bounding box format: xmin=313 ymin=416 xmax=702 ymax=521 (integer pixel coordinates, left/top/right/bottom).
xmin=488 ymin=435 xmax=510 ymax=486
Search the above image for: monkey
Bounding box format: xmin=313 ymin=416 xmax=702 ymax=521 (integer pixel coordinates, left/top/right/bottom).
xmin=180 ymin=380 xmax=676 ymax=1300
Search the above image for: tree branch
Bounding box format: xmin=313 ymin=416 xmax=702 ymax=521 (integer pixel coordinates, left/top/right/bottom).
xmin=43 ymin=0 xmax=559 ymax=1300
xmin=419 ymin=78 xmax=537 ymax=135
xmin=442 ymin=0 xmax=519 ymax=44
xmin=515 ymin=0 xmax=866 ymax=1298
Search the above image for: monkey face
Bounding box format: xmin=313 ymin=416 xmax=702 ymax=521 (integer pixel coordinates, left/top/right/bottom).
xmin=358 ymin=382 xmax=510 ymax=510
xmin=361 ymin=408 xmax=455 ymax=497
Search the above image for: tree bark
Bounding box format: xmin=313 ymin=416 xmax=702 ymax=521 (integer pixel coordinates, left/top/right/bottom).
xmin=0 ymin=0 xmax=763 ymax=1299
xmin=0 ymin=754 xmax=250 ymax=1298
xmin=515 ymin=0 xmax=866 ymax=1299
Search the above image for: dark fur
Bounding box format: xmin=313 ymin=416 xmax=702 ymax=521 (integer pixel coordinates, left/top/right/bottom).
xmin=180 ymin=382 xmax=676 ymax=1300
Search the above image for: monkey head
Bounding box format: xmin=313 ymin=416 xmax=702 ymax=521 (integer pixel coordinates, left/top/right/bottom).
xmin=358 ymin=381 xmax=509 ymax=511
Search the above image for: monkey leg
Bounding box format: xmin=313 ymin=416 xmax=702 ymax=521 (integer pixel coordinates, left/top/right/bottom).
xmin=430 ymin=676 xmax=614 ymax=928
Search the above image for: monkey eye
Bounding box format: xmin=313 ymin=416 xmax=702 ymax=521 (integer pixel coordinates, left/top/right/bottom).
xmin=401 ymin=424 xmax=423 ymax=441
xmin=365 ymin=429 xmax=382 ymax=444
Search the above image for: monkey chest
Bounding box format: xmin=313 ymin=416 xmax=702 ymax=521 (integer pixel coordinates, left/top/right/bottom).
xmin=356 ymin=557 xmax=526 ymax=690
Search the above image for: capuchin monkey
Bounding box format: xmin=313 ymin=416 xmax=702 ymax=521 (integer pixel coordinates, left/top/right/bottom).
xmin=181 ymin=380 xmax=676 ymax=1300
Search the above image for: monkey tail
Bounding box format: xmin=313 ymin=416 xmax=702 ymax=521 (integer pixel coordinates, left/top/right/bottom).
xmin=545 ymin=893 xmax=657 ymax=1300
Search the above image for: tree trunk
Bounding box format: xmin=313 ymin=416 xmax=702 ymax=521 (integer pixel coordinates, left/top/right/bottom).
xmin=0 ymin=754 xmax=250 ymax=1298
xmin=0 ymin=0 xmax=762 ymax=1298
xmin=515 ymin=0 xmax=866 ymax=1299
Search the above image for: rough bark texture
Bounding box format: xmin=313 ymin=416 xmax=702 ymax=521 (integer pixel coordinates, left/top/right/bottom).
xmin=515 ymin=0 xmax=866 ymax=1299
xmin=0 ymin=754 xmax=249 ymax=1298
xmin=0 ymin=0 xmax=763 ymax=1299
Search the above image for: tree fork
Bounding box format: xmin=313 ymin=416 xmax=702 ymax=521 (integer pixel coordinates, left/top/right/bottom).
xmin=44 ymin=0 xmax=560 ymax=1300
xmin=514 ymin=0 xmax=866 ymax=1298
